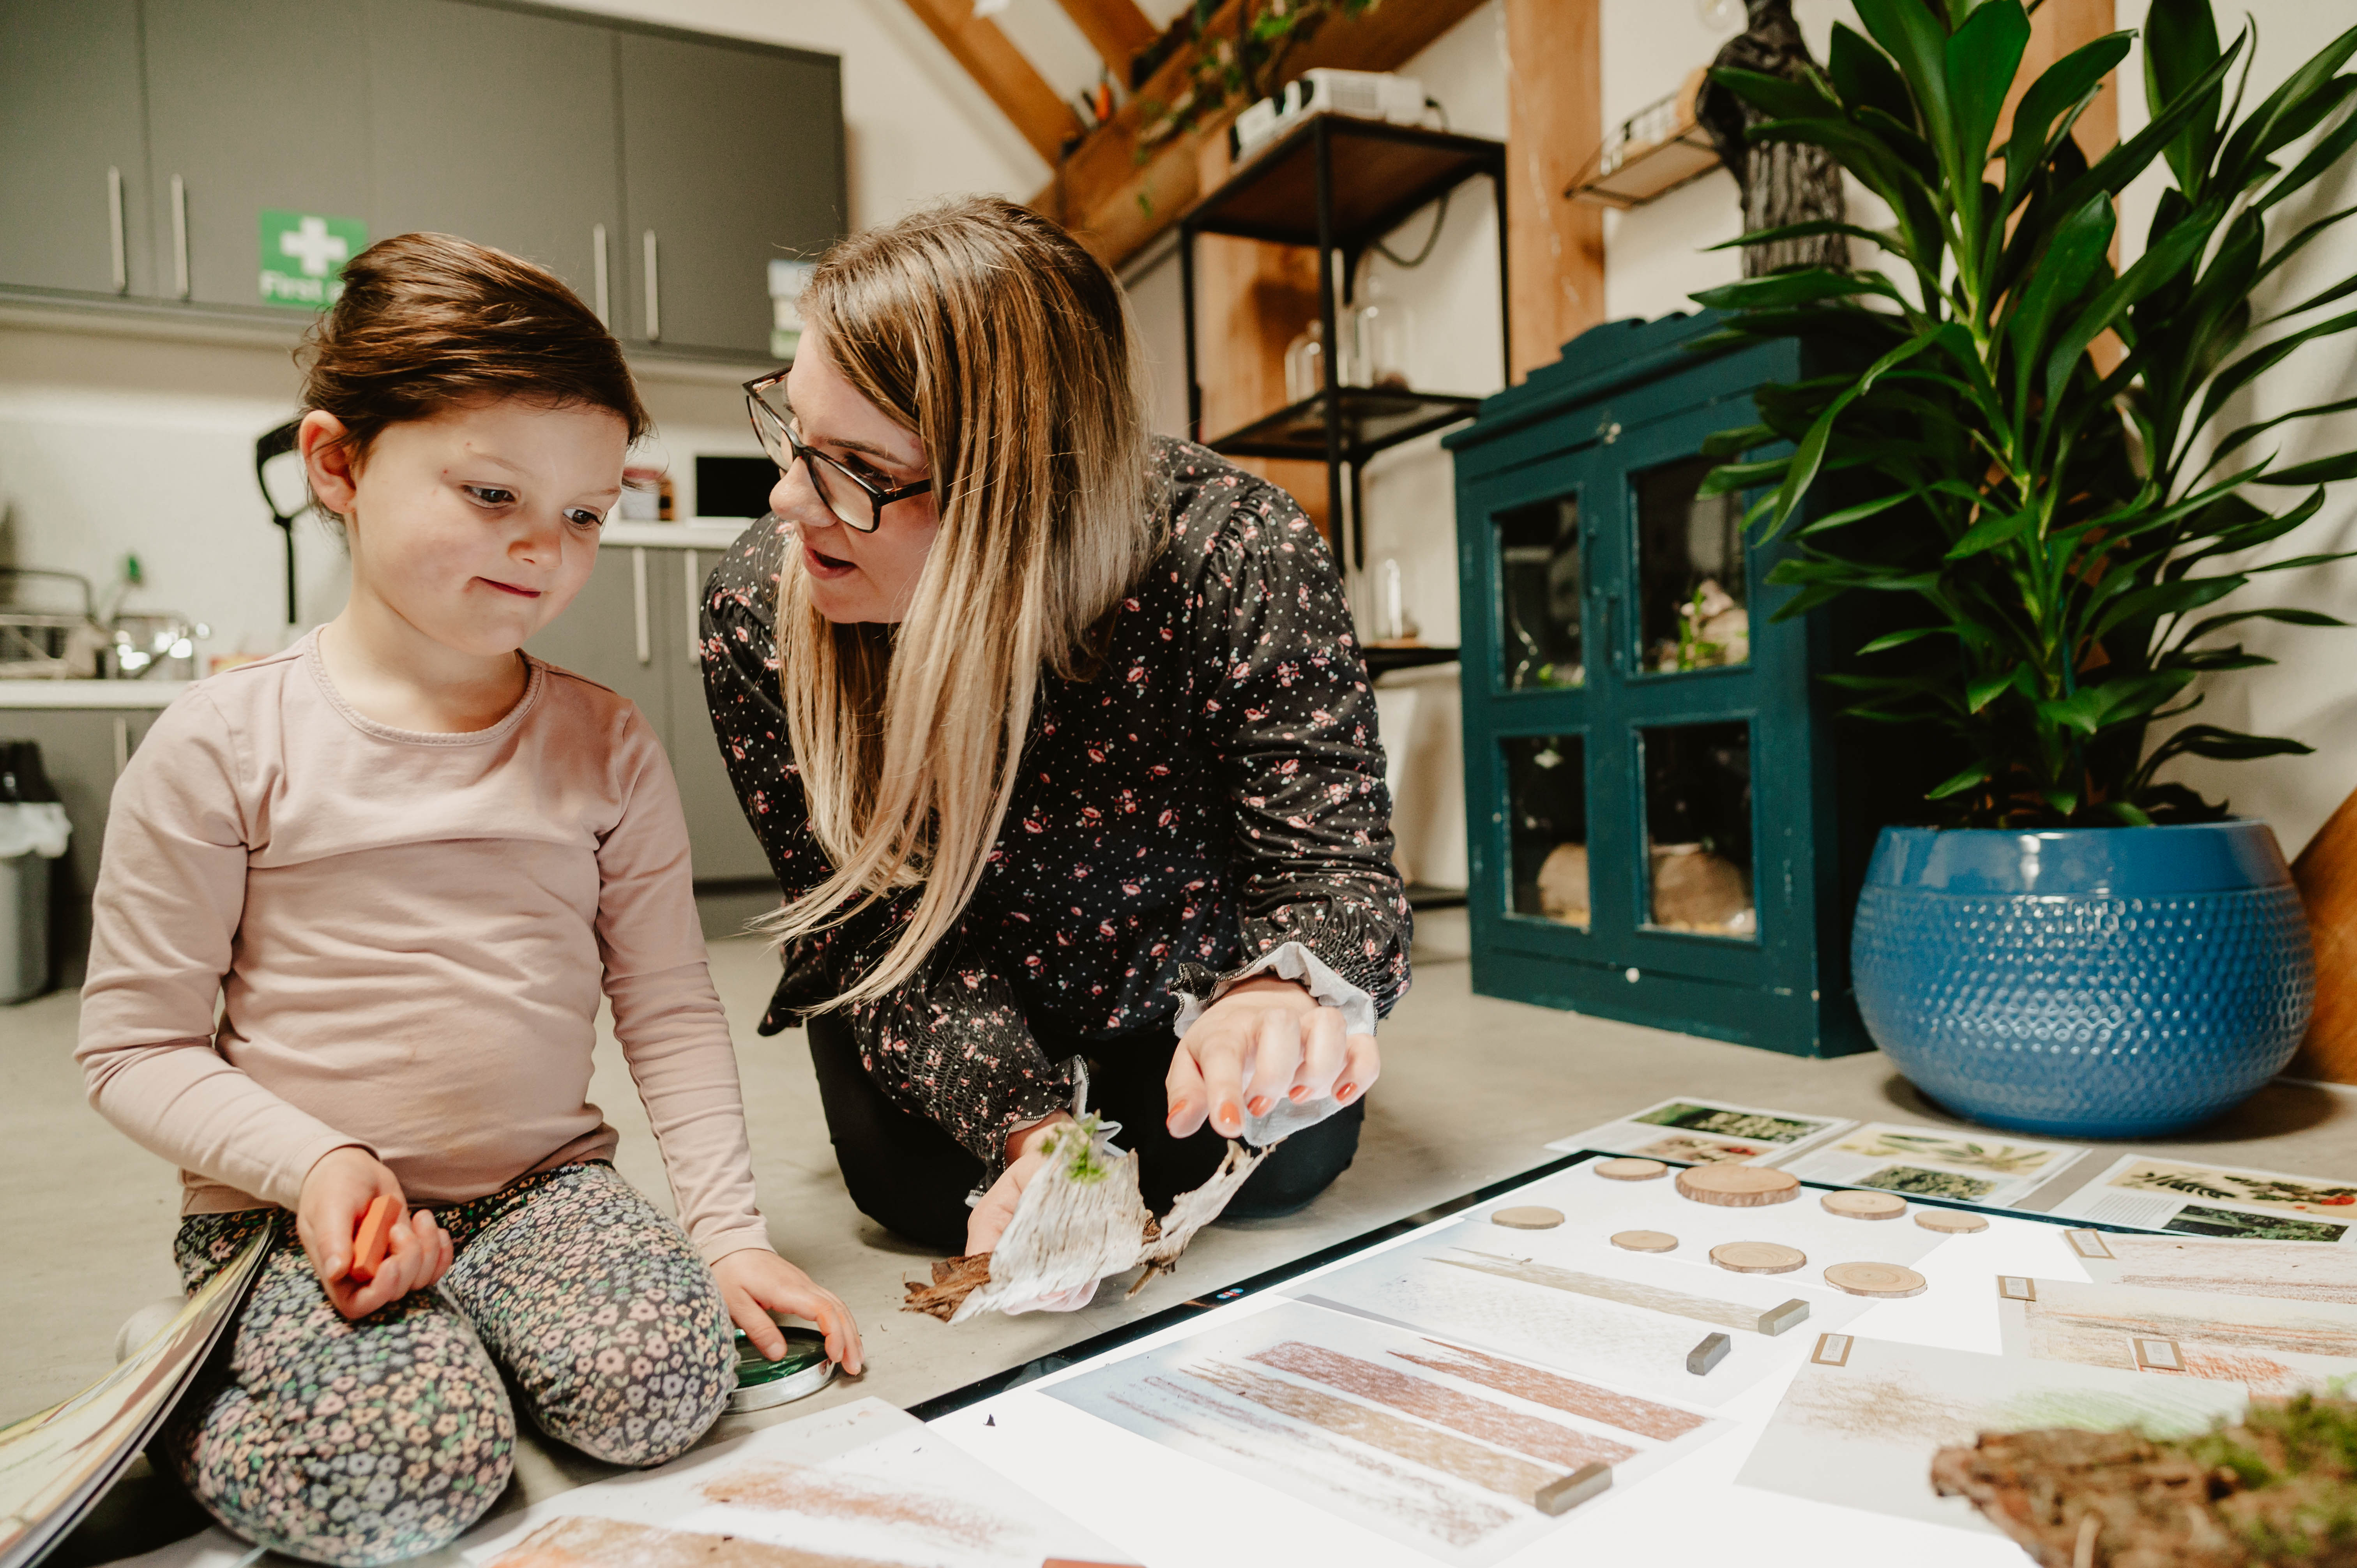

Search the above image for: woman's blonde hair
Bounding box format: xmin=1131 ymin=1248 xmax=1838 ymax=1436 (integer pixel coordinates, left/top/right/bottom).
xmin=762 ymin=197 xmax=1157 ymax=1006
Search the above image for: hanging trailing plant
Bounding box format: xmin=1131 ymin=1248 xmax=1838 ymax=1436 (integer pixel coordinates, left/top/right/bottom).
xmin=1131 ymin=0 xmax=1385 ymax=158
xmin=1697 ymin=0 xmax=2357 ymax=828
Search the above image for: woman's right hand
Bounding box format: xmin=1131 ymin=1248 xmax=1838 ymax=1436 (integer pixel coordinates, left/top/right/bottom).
xmin=297 ymin=1145 xmax=454 ymax=1320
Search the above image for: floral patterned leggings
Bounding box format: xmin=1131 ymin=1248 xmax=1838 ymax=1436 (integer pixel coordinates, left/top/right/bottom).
xmin=167 ymin=1161 xmax=737 ymax=1568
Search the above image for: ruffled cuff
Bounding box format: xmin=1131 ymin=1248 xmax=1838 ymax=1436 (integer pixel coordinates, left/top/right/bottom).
xmin=1170 ymin=939 xmax=1379 ymax=1039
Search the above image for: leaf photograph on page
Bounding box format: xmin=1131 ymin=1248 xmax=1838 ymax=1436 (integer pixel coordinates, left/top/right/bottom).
xmin=2055 ymin=1156 xmax=2357 ymax=1242
xmin=1046 ymin=1299 xmax=1724 ymax=1567
xmin=2111 ymin=1160 xmax=2357 ymax=1218
xmin=1546 ymin=1098 xmax=1853 ymax=1165
xmin=1629 ymin=1102 xmax=1828 ymax=1144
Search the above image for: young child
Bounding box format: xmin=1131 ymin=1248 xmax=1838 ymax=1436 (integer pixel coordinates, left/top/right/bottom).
xmin=76 ymin=232 xmax=862 ymax=1567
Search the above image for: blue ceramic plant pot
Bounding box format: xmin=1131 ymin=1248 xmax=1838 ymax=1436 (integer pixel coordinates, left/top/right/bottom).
xmin=1851 ymin=821 xmax=2314 ymax=1138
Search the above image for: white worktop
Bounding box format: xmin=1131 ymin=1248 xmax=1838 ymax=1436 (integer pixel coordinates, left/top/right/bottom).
xmin=602 ymin=520 xmax=759 ymax=549
xmin=0 ymin=680 xmax=194 ymax=709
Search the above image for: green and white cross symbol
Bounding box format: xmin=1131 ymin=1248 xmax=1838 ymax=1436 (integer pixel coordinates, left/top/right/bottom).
xmin=258 ymin=209 xmax=367 ymax=310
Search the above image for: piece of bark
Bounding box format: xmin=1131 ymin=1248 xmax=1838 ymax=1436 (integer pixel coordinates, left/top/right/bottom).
xmin=1128 ymin=1140 xmax=1270 ymax=1295
xmin=900 ymin=1253 xmax=994 ymax=1323
xmin=949 ymin=1118 xmax=1153 ymax=1324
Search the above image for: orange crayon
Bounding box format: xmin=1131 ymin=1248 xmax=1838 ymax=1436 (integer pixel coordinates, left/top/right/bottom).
xmin=349 ymin=1195 xmax=399 ymax=1284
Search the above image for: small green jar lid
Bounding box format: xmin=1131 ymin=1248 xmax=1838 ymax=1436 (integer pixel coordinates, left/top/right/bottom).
xmin=730 ymin=1326 xmax=835 ymax=1413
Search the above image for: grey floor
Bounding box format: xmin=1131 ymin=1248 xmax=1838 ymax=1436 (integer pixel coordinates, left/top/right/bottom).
xmin=12 ymin=907 xmax=2357 ymax=1559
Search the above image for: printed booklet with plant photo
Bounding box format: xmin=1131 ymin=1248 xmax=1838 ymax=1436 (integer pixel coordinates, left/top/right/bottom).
xmin=2050 ymin=1155 xmax=2357 ymax=1245
xmin=1767 ymin=1122 xmax=2090 ymax=1208
xmin=1544 ymin=1097 xmax=1854 ymax=1167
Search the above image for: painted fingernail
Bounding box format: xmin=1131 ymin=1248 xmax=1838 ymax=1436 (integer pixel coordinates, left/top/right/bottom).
xmin=1218 ymin=1100 xmax=1241 ymax=1128
xmin=1167 ymin=1102 xmax=1193 ymax=1131
xmin=1336 ymin=1082 xmax=1359 ymax=1103
xmin=1288 ymin=1084 xmax=1311 ymax=1102
xmin=1248 ymin=1095 xmax=1273 ymax=1116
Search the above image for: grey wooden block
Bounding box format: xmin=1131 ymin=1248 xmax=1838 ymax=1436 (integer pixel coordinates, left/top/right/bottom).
xmin=1686 ymin=1330 xmax=1731 ymax=1375
xmin=1756 ymin=1297 xmax=1811 ymax=1336
xmin=1534 ymin=1460 xmax=1613 ymax=1516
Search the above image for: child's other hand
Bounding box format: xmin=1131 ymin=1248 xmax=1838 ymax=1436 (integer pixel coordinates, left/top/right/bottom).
xmin=712 ymin=1249 xmax=864 ymax=1375
xmin=296 ymin=1145 xmax=455 ymax=1320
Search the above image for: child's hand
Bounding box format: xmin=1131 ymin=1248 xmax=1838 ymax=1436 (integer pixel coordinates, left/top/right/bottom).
xmin=297 ymin=1146 xmax=455 ymax=1320
xmin=712 ymin=1249 xmax=864 ymax=1375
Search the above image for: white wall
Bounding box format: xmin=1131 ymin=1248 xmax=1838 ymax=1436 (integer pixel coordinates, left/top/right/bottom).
xmin=0 ymin=0 xmax=1047 ymax=661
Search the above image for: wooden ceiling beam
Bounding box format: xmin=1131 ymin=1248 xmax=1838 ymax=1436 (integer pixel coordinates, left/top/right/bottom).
xmin=1053 ymin=0 xmax=1159 ymax=77
xmin=901 ymin=0 xmax=1085 ymax=165
xmin=1037 ymin=0 xmax=1489 ymax=270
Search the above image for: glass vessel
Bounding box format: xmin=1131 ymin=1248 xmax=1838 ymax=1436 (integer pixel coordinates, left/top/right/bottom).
xmin=1639 ymin=720 xmax=1755 ymax=938
xmin=1634 ymin=455 xmax=1748 ymax=674
xmin=1496 ymin=496 xmax=1583 ymax=690
xmin=1505 ymin=735 xmax=1588 ymax=929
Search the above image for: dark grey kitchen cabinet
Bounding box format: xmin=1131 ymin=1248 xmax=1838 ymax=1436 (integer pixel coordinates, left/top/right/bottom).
xmin=524 ymin=542 xmax=768 ymax=884
xmin=366 ymin=0 xmax=624 ymax=319
xmin=142 ymin=0 xmax=375 ymax=308
xmin=619 ymin=30 xmax=845 ymax=358
xmin=2 ymin=705 xmax=162 ymax=985
xmin=0 ymin=0 xmax=154 ymax=297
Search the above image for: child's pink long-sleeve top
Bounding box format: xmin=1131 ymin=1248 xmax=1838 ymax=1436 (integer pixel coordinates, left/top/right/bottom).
xmin=76 ymin=631 xmax=771 ymax=1264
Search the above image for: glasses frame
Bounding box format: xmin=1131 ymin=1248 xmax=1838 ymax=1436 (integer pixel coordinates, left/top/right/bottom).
xmin=742 ymin=368 xmax=930 ymax=534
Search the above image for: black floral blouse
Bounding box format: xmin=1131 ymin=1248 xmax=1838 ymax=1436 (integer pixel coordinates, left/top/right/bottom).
xmin=700 ymin=436 xmax=1411 ymax=1175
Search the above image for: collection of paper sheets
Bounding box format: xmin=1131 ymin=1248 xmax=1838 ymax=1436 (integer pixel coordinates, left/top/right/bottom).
xmin=64 ymin=1095 xmax=2357 ymax=1568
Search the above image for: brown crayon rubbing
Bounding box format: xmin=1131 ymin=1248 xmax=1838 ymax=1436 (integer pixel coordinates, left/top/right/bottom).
xmin=1435 ymin=1251 xmax=1761 ymax=1333
xmin=485 ymin=1514 xmax=898 ymax=1568
xmin=1193 ymin=1359 xmax=1558 ymax=1502
xmin=1390 ymin=1341 xmax=1707 ymax=1441
xmin=1113 ymin=1375 xmax=1510 ymax=1548
xmin=699 ymin=1460 xmax=1005 ymax=1549
xmin=1249 ymin=1341 xmax=1637 ymax=1471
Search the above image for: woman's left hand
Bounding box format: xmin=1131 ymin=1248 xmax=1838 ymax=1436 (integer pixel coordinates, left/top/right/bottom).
xmin=1166 ymin=975 xmax=1378 ymax=1141
xmin=712 ymin=1248 xmax=864 ymax=1374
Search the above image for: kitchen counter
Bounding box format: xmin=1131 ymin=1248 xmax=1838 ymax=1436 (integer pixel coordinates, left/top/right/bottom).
xmin=0 ymin=681 xmax=193 ymax=709
xmin=603 ymin=521 xmax=757 ymax=549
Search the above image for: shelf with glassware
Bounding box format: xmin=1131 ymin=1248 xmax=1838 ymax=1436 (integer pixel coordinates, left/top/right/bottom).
xmin=1176 ymin=113 xmax=1507 ymax=607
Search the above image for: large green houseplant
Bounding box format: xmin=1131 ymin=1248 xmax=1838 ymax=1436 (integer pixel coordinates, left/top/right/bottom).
xmin=1689 ymin=0 xmax=2357 ymax=1138
xmin=1696 ymin=0 xmax=2357 ymax=828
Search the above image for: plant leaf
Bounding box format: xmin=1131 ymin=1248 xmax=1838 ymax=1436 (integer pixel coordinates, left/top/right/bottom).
xmin=1926 ymin=761 xmax=1995 ymax=799
xmin=1853 ymin=0 xmax=1956 ymax=168
xmin=2195 ymin=306 xmax=2357 ymax=439
xmin=2143 ymin=0 xmax=2225 ymax=196
xmin=2045 ymin=211 xmax=2216 ymax=401
xmin=2002 ymin=32 xmax=2134 ymax=205
xmin=1691 ymin=270 xmax=1900 ymax=311
xmin=1798 ymin=489 xmax=1922 ymax=535
xmin=1702 ymin=220 xmax=1900 ymax=256
xmin=1944 ymin=0 xmax=2032 ymax=208
xmin=1945 ymin=507 xmax=2037 ymax=560
xmin=1707 ymin=66 xmax=1839 ymax=124
xmin=1827 ymin=22 xmax=1914 ymax=127
xmin=2256 ymin=450 xmax=2357 ymax=487
xmin=1859 ymin=626 xmax=1953 ymax=652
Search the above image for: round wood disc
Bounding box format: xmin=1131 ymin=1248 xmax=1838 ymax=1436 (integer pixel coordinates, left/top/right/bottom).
xmin=1824 ymin=1261 xmax=1928 ymax=1298
xmin=1914 ymin=1208 xmax=1988 ymax=1234
xmin=1595 ymin=1157 xmax=1669 ymax=1182
xmin=1612 ymin=1229 xmax=1679 ymax=1253
xmin=1675 ymin=1165 xmax=1800 ymax=1207
xmin=1822 ymin=1189 xmax=1908 ymax=1220
xmin=1710 ymin=1240 xmax=1806 ymax=1274
xmin=1491 ymin=1206 xmax=1565 ymax=1230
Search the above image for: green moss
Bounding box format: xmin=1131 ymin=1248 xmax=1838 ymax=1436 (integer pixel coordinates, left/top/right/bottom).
xmin=1044 ymin=1114 xmax=1114 ymax=1184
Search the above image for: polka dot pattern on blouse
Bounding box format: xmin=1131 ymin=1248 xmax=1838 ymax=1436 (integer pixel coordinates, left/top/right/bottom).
xmin=700 ymin=437 xmax=1411 ymax=1174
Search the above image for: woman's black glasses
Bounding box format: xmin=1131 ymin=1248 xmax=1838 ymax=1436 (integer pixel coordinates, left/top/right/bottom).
xmin=742 ymin=369 xmax=929 ymax=533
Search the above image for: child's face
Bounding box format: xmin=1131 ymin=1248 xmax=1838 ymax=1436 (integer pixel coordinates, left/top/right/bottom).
xmin=313 ymin=399 xmax=627 ymax=658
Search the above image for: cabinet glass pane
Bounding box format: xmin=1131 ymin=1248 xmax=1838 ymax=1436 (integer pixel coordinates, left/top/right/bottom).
xmin=1634 ymin=456 xmax=1748 ymax=674
xmin=1640 ymin=721 xmax=1755 ymax=938
xmin=1497 ymin=497 xmax=1583 ymax=690
xmin=1505 ymin=735 xmax=1588 ymax=929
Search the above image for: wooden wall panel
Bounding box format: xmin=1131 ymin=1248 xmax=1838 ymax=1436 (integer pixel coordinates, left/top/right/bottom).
xmin=1505 ymin=0 xmax=1604 ymax=381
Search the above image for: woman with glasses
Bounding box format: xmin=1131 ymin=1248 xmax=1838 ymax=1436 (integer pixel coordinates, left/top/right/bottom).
xmin=703 ymin=198 xmax=1408 ymax=1296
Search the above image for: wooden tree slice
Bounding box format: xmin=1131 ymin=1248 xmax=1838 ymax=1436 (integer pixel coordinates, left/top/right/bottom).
xmin=1675 ymin=1164 xmax=1799 ymax=1206
xmin=1914 ymin=1208 xmax=1988 ymax=1234
xmin=1612 ymin=1229 xmax=1679 ymax=1253
xmin=1710 ymin=1240 xmax=1806 ymax=1274
xmin=1491 ymin=1206 xmax=1565 ymax=1230
xmin=1595 ymin=1157 xmax=1668 ymax=1181
xmin=1822 ymin=1189 xmax=1907 ymax=1220
xmin=1824 ymin=1261 xmax=1928 ymax=1298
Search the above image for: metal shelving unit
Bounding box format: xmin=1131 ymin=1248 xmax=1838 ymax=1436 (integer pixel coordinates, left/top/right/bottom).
xmin=1177 ymin=114 xmax=1509 ymax=575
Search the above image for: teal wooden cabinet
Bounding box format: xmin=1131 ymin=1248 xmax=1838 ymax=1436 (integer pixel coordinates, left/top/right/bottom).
xmin=1446 ymin=310 xmax=1919 ymax=1058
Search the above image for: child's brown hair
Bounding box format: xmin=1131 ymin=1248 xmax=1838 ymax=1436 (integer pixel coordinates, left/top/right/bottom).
xmin=299 ymin=232 xmax=649 ymax=486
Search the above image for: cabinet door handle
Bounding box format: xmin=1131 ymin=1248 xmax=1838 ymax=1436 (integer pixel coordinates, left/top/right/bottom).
xmin=684 ymin=549 xmax=701 ymax=661
xmin=592 ymin=224 xmax=609 ymax=325
xmin=642 ymin=230 xmax=660 ymax=342
xmin=107 ymin=167 xmax=126 ymax=293
xmin=170 ymin=174 xmax=189 ymax=300
xmin=631 ymin=547 xmax=650 ymax=665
